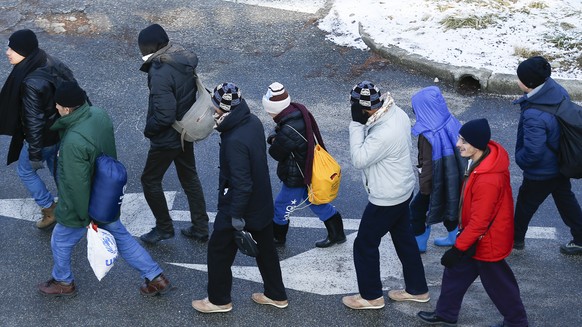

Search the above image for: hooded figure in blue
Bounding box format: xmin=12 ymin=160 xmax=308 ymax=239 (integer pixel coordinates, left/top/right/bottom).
xmin=409 ymin=86 xmax=467 ymax=253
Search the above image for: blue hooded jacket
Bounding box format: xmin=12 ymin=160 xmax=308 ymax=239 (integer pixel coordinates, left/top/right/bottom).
xmin=513 ymin=78 xmax=569 ymax=180
xmin=411 ymin=86 xmax=466 ymax=224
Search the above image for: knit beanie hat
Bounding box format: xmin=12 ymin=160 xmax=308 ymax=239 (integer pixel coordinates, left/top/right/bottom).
xmin=55 ymin=81 xmax=87 ymax=108
xmin=459 ymin=118 xmax=490 ymax=151
xmin=8 ymin=29 xmax=39 ymax=57
xmin=138 ymin=24 xmax=170 ymax=56
xmin=350 ymin=81 xmax=382 ymax=109
xmin=262 ymin=82 xmax=291 ymax=115
xmin=212 ymin=83 xmax=242 ymax=112
xmin=517 ymin=56 xmax=551 ymax=89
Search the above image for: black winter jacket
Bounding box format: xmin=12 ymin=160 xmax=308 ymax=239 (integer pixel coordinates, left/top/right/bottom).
xmin=142 ymin=43 xmax=198 ymax=149
xmin=15 ymin=55 xmax=75 ymax=162
xmin=268 ymin=110 xmax=308 ymax=187
xmin=215 ymin=99 xmax=274 ymax=231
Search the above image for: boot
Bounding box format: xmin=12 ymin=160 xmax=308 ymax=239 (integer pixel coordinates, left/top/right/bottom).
xmin=37 ymin=202 xmax=57 ymax=230
xmin=273 ymin=223 xmax=289 ymax=246
xmin=415 ymin=225 xmax=431 ymax=253
xmin=434 ymin=226 xmax=458 ymax=247
xmin=315 ymin=212 xmax=347 ymax=248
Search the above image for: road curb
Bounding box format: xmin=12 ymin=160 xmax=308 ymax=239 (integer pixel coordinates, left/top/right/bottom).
xmin=359 ymin=24 xmax=582 ymax=100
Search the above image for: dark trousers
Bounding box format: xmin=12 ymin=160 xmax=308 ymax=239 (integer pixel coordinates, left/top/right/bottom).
xmin=141 ymin=143 xmax=208 ymax=234
xmin=514 ymin=175 xmax=582 ymax=244
xmin=354 ymin=196 xmax=428 ymax=300
xmin=436 ymin=258 xmax=528 ymax=327
xmin=410 ymin=192 xmax=457 ymax=235
xmin=207 ymin=213 xmax=287 ymax=305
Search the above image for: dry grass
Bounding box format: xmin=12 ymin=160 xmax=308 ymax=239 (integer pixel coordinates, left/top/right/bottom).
xmin=529 ymin=2 xmax=548 ymax=9
xmin=440 ymin=14 xmax=498 ymax=30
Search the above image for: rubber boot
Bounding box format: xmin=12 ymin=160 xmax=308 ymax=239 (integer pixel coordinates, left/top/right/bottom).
xmin=434 ymin=226 xmax=458 ymax=247
xmin=315 ymin=212 xmax=347 ymax=248
xmin=415 ymin=225 xmax=431 ymax=253
xmin=273 ymin=223 xmax=289 ymax=246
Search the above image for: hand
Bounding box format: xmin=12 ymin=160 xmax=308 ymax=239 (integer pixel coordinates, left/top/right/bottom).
xmin=30 ymin=160 xmax=45 ymax=170
xmin=440 ymin=246 xmax=463 ymax=268
xmin=267 ymin=133 xmax=276 ymax=145
xmin=232 ymin=217 xmax=245 ymax=231
xmin=351 ymin=106 xmax=368 ymax=125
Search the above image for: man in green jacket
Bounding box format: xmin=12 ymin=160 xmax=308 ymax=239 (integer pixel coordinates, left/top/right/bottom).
xmin=38 ymin=81 xmax=171 ymax=297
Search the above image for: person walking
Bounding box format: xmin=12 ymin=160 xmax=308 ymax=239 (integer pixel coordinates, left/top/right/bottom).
xmin=137 ymin=24 xmax=209 ymax=244
xmin=410 ymin=86 xmax=466 ymax=252
xmin=512 ymin=56 xmax=582 ymax=255
xmin=262 ymin=82 xmax=346 ymax=248
xmin=418 ymin=118 xmax=528 ymax=327
xmin=38 ymin=82 xmax=171 ymax=297
xmin=342 ymin=81 xmax=429 ymax=310
xmin=192 ymin=83 xmax=287 ymax=313
xmin=0 ymin=29 xmax=77 ymax=229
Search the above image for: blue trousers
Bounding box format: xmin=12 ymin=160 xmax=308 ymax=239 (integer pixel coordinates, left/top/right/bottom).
xmin=436 ymin=258 xmax=528 ymax=327
xmin=514 ymin=175 xmax=582 ymax=244
xmin=17 ymin=142 xmax=58 ymax=208
xmin=353 ymin=196 xmax=428 ymax=300
xmin=51 ymin=220 xmax=163 ymax=283
xmin=273 ymin=184 xmax=336 ymax=226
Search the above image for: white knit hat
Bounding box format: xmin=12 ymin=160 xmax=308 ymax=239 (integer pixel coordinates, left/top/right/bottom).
xmin=262 ymin=82 xmax=291 ymax=115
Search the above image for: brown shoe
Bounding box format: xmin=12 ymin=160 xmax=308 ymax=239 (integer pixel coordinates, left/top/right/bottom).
xmin=388 ymin=289 xmax=430 ymax=303
xmin=37 ymin=202 xmax=57 ymax=230
xmin=140 ymin=273 xmax=172 ymax=296
xmin=342 ymin=294 xmax=385 ymax=309
xmin=251 ymin=292 xmax=288 ymax=308
xmin=38 ymin=278 xmax=77 ymax=297
xmin=192 ymin=298 xmax=233 ymax=313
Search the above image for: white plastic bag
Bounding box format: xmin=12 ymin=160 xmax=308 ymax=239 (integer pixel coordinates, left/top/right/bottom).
xmin=87 ymin=222 xmax=118 ymax=281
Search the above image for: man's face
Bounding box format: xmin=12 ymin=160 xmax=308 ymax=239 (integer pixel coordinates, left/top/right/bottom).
xmin=517 ymin=79 xmax=531 ymax=93
xmin=456 ymin=136 xmax=479 ymax=159
xmin=6 ymin=47 xmax=25 ymax=65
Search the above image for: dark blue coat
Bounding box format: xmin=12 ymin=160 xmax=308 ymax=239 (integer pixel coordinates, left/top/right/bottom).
xmin=215 ymin=99 xmax=274 ymax=231
xmin=514 ymin=78 xmax=569 ymax=180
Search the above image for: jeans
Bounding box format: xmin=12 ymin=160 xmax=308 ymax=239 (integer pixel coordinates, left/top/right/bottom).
xmin=51 ymin=220 xmax=163 ymax=283
xmin=141 ymin=143 xmax=209 ymax=234
xmin=514 ymin=175 xmax=582 ymax=244
xmin=273 ymin=184 xmax=337 ymax=225
xmin=17 ymin=142 xmax=58 ymax=208
xmin=353 ymin=196 xmax=428 ymax=300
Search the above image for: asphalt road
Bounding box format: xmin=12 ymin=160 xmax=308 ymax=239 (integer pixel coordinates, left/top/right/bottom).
xmin=0 ymin=1 xmax=581 ymax=326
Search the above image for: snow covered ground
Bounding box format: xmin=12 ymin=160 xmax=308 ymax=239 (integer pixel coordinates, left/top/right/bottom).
xmin=227 ymin=0 xmax=582 ymax=80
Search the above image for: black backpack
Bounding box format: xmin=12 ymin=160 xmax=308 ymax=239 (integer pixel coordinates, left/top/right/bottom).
xmin=531 ymin=99 xmax=582 ymax=179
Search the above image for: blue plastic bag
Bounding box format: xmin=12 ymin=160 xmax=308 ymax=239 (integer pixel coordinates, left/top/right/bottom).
xmin=88 ymin=154 xmax=127 ymax=223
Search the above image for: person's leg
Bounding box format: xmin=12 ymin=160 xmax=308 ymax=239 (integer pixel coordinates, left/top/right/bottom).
xmin=389 ymin=196 xmax=429 ymax=295
xmin=551 ymin=176 xmax=582 ymax=245
xmin=514 ymin=177 xmax=552 ymax=244
xmin=353 ymin=202 xmax=391 ymax=300
xmin=272 ymin=185 xmax=305 ymax=245
xmin=174 ymin=142 xmax=209 ymax=235
xmin=409 ymin=192 xmax=430 ymax=236
xmin=435 ymin=259 xmax=479 ymax=322
xmin=252 ymin=222 xmax=287 ymax=301
xmin=17 ymin=142 xmax=54 ymax=208
xmin=42 ymin=143 xmax=59 ymax=182
xmin=479 ymin=260 xmax=529 ymax=327
xmin=207 ymin=222 xmax=238 ymax=305
xmin=141 ymin=147 xmax=177 ymax=234
xmin=50 ymin=223 xmax=86 ymax=283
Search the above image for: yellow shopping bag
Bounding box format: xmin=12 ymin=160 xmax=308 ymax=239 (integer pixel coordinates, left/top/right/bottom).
xmin=308 ymin=144 xmax=341 ymax=205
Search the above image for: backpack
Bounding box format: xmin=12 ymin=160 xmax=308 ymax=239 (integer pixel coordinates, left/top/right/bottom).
xmin=172 ymin=74 xmax=215 ymax=149
xmin=88 ymin=154 xmax=128 ymax=223
xmin=531 ymin=99 xmax=582 ymax=179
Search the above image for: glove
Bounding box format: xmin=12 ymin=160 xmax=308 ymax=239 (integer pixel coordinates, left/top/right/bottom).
xmin=232 ymin=217 xmax=245 ymax=231
xmin=440 ymin=246 xmax=463 ymax=268
xmin=351 ymin=105 xmax=368 ymax=125
xmin=30 ymin=160 xmax=45 ymax=170
xmin=267 ymin=133 xmax=276 ymax=145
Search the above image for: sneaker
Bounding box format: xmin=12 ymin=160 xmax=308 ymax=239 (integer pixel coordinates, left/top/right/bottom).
xmin=181 ymin=226 xmax=209 ymax=242
xmin=140 ymin=227 xmax=174 ymax=244
xmin=36 ymin=202 xmax=57 ymax=230
xmin=251 ymin=293 xmax=288 ymax=308
xmin=140 ymin=273 xmax=172 ymax=296
xmin=342 ymin=294 xmax=385 ymax=310
xmin=192 ymin=298 xmax=233 ymax=313
xmin=560 ymin=241 xmax=582 ymax=255
xmin=38 ymin=278 xmax=77 ymax=297
xmin=388 ymin=289 xmax=430 ymax=303
xmin=513 ymin=240 xmax=525 ymax=250
xmin=417 ymin=311 xmax=457 ymax=326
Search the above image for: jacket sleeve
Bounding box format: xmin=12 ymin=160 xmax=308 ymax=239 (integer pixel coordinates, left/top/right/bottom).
xmin=418 ymin=135 xmax=433 ymax=195
xmin=61 ymin=142 xmax=92 ymax=223
xmin=515 ymin=110 xmax=550 ymax=169
xmin=144 ymin=69 xmax=177 ymax=138
xmin=21 ymin=82 xmax=47 ymax=161
xmin=225 ymin=140 xmax=253 ymax=218
xmin=268 ymin=125 xmax=301 ymax=162
xmin=349 ymin=121 xmax=391 ymax=169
